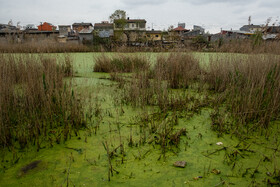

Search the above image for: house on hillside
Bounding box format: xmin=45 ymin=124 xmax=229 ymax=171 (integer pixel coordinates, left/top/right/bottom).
xmin=94 ymin=21 xmax=114 ymax=38
xmin=72 ymin=23 xmax=93 ymax=34
xmin=37 ymin=22 xmax=57 ymax=31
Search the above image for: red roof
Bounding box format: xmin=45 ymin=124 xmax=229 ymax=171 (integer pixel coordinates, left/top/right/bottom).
xmin=173 ymin=26 xmax=189 ymax=32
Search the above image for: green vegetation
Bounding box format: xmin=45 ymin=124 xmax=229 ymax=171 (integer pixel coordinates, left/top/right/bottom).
xmin=0 ymin=52 xmax=280 ymax=186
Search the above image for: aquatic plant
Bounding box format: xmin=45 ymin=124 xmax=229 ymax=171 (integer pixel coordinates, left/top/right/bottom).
xmin=0 ymin=54 xmax=85 ymax=150
xmin=204 ymin=54 xmax=280 ymax=133
xmin=93 ymin=54 xmax=150 ymax=73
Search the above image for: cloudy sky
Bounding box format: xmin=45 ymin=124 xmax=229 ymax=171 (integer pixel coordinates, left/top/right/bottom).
xmin=0 ymin=0 xmax=279 ymax=33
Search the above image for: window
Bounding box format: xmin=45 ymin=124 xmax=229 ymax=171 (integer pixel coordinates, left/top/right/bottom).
xmin=132 ymin=24 xmax=134 ymax=28
xmin=156 ymin=35 xmax=159 ymax=37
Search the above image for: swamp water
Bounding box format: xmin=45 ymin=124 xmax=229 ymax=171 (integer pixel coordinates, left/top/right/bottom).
xmin=0 ymin=53 xmax=279 ymax=186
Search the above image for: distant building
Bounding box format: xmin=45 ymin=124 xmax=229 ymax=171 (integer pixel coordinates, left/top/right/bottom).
xmin=265 ymin=26 xmax=280 ymax=34
xmin=184 ymin=25 xmax=205 ymax=37
xmin=193 ymin=25 xmax=205 ymax=34
xmin=58 ymin=25 xmax=71 ymax=36
xmin=240 ymin=24 xmax=262 ymax=33
xmin=262 ymin=26 xmax=280 ymax=40
xmin=79 ymin=28 xmax=94 ymax=43
xmin=178 ymin=23 xmax=186 ymax=29
xmin=172 ymin=26 xmax=190 ymax=39
xmin=94 ymin=21 xmax=114 ymax=38
xmin=146 ymin=29 xmax=162 ymax=41
xmin=72 ymin=23 xmax=93 ymax=33
xmin=25 ymin=24 xmax=37 ymax=30
xmin=0 ymin=23 xmax=17 ymax=31
xmin=37 ymin=22 xmax=57 ymax=31
xmin=220 ymin=29 xmax=253 ymax=40
xmin=114 ymin=18 xmax=146 ymax=31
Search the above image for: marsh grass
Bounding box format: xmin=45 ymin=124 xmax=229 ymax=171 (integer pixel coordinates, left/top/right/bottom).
xmin=94 ymin=54 xmax=150 ymax=73
xmin=214 ymin=40 xmax=280 ymax=55
xmin=0 ymin=42 xmax=91 ymax=53
xmin=152 ymin=53 xmax=201 ymax=89
xmin=205 ymin=54 xmax=280 ymax=133
xmin=0 ymin=54 xmax=85 ymax=150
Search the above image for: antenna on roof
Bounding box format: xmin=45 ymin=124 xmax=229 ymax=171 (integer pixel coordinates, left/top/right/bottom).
xmin=248 ymin=16 xmax=251 ymax=25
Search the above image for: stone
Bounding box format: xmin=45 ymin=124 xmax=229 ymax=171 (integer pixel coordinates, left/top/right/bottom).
xmin=173 ymin=161 xmax=186 ymax=168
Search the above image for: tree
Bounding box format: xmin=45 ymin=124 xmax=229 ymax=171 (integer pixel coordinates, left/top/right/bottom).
xmin=109 ymin=10 xmax=128 ymax=44
xmin=109 ymin=10 xmax=126 ymax=23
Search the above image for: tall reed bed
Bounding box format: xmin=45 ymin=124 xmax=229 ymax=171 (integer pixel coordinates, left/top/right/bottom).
xmin=113 ymin=53 xmax=204 ymax=111
xmin=213 ymin=40 xmax=280 ymax=55
xmin=0 ymin=42 xmax=91 ymax=53
xmin=0 ymin=54 xmax=85 ymax=150
xmin=152 ymin=53 xmax=201 ymax=89
xmin=94 ymin=54 xmax=150 ymax=73
xmin=205 ymin=54 xmax=280 ymax=132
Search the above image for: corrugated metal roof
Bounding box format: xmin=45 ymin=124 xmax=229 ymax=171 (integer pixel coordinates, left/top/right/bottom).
xmin=114 ymin=19 xmax=146 ymax=23
xmin=73 ymin=23 xmax=93 ymax=26
xmin=94 ymin=23 xmax=113 ymax=27
xmin=146 ymin=30 xmax=162 ymax=34
xmin=79 ymin=28 xmax=94 ymax=34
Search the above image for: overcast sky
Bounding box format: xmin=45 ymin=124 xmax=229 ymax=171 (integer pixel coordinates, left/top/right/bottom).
xmin=0 ymin=0 xmax=279 ymax=33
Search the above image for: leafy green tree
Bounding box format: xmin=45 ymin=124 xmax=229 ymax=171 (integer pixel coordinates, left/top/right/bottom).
xmin=109 ymin=10 xmax=126 ymax=23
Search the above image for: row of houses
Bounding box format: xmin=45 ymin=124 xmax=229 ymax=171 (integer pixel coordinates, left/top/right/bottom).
xmin=0 ymin=18 xmax=279 ymax=46
xmin=0 ymin=18 xmax=207 ymax=45
xmin=217 ymin=24 xmax=280 ymax=41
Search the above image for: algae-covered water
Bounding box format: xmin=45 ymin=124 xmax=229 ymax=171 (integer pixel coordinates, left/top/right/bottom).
xmin=0 ymin=52 xmax=279 ymax=186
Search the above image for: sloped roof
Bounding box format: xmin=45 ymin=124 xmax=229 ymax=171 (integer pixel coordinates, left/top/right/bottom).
xmin=146 ymin=30 xmax=162 ymax=34
xmin=173 ymin=26 xmax=189 ymax=31
xmin=267 ymin=26 xmax=280 ymax=33
xmin=79 ymin=28 xmax=94 ymax=34
xmin=58 ymin=25 xmax=71 ymax=27
xmin=114 ymin=19 xmax=146 ymax=23
xmin=73 ymin=23 xmax=93 ymax=27
xmin=240 ymin=24 xmax=261 ymax=31
xmin=94 ymin=23 xmax=114 ymax=29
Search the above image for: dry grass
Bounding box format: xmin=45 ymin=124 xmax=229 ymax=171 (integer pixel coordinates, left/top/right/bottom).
xmin=0 ymin=54 xmax=85 ymax=150
xmin=0 ymin=42 xmax=91 ymax=53
xmin=212 ymin=40 xmax=280 ymax=55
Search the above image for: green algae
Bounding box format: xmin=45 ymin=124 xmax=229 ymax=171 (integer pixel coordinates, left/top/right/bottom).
xmin=0 ymin=52 xmax=280 ymax=187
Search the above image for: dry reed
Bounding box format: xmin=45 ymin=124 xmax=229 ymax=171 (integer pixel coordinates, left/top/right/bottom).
xmin=0 ymin=54 xmax=85 ymax=150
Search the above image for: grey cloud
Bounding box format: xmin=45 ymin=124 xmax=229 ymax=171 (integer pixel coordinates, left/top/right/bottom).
xmin=258 ymin=0 xmax=280 ymax=8
xmin=185 ymin=0 xmax=255 ymax=5
xmin=121 ymin=0 xmax=168 ymax=6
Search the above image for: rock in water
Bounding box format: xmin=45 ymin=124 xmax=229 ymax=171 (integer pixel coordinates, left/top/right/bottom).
xmin=173 ymin=161 xmax=186 ymax=168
